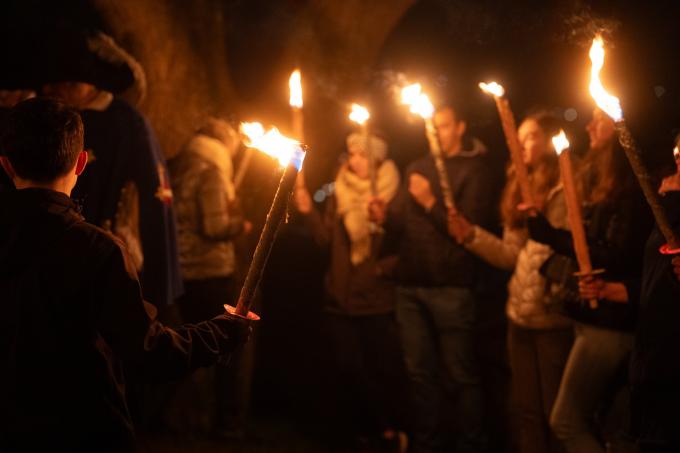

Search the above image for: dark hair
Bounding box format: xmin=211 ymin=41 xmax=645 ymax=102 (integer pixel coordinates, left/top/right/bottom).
xmin=1 ymin=97 xmax=83 ymax=182
xmin=500 ymin=111 xmax=562 ymax=228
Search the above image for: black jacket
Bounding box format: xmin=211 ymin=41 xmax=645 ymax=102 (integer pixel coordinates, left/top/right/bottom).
xmin=628 ymin=191 xmax=680 ymax=445
xmin=386 ymin=140 xmax=499 ymax=288
xmin=0 ymin=189 xmax=249 ymax=452
xmin=530 ymin=189 xmax=653 ymax=331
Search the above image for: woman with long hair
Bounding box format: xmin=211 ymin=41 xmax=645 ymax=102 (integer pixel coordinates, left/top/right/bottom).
xmin=448 ymin=111 xmax=573 ymax=453
xmin=528 ymin=107 xmax=654 ymax=453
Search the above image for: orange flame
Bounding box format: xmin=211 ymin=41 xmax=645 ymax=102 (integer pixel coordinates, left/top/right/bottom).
xmin=552 ymin=130 xmax=570 ymax=156
xmin=589 ymin=36 xmax=623 ymax=122
xmin=240 ymin=122 xmax=305 ymax=170
xmin=289 ymin=69 xmax=303 ymax=108
xmin=349 ymin=103 xmax=370 ymax=125
xmin=400 ymin=83 xmax=434 ymax=119
xmin=479 ymin=81 xmax=505 ymax=97
xmin=674 ymin=146 xmax=679 ymax=160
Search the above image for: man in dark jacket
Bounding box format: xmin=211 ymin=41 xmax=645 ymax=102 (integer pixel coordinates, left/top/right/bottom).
xmin=372 ymin=104 xmax=498 ymax=453
xmin=0 ymin=98 xmax=253 ymax=452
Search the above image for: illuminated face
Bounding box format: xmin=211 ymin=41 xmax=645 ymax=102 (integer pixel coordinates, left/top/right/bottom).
xmin=586 ymin=108 xmax=616 ymax=151
xmin=518 ymin=119 xmax=549 ymax=166
xmin=434 ymin=107 xmax=466 ymax=155
xmin=347 ymin=144 xmax=370 ymax=179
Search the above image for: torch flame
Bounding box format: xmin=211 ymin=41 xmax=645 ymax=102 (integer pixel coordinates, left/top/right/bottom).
xmin=240 ymin=122 xmax=305 ymax=170
xmin=400 ymin=83 xmax=434 ymax=119
xmin=289 ymin=69 xmax=303 ymax=108
xmin=552 ymin=130 xmax=570 ymax=156
xmin=479 ymin=81 xmax=505 ymax=97
xmin=349 ymin=103 xmax=370 ymax=125
xmin=589 ymin=36 xmax=623 ymax=122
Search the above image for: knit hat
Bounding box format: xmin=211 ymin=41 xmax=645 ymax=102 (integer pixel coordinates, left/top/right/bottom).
xmin=346 ymin=132 xmax=388 ymax=162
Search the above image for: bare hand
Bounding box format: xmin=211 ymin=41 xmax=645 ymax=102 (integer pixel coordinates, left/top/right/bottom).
xmin=517 ymin=202 xmax=539 ymax=217
xmin=447 ymin=210 xmax=473 ymax=244
xmin=293 ymin=187 xmax=313 ymax=214
xmin=578 ymin=276 xmax=605 ymax=301
xmin=659 ymin=173 xmax=680 ymax=195
xmin=409 ymin=173 xmax=436 ymax=211
xmin=368 ymin=197 xmax=387 ymax=225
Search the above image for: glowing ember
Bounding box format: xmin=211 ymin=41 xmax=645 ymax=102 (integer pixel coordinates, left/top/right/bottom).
xmin=589 ymin=36 xmax=623 ymax=122
xmin=289 ymin=69 xmax=303 ymax=108
xmin=349 ymin=103 xmax=370 ymax=125
xmin=552 ymin=130 xmax=570 ymax=155
xmin=400 ymin=83 xmax=434 ymax=119
xmin=240 ymin=122 xmax=305 ymax=170
xmin=479 ymin=81 xmax=505 ymax=97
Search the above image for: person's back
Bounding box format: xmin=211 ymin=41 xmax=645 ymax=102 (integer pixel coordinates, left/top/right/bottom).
xmin=0 ymin=98 xmax=252 ymax=452
xmin=0 ymin=188 xmax=139 ymax=449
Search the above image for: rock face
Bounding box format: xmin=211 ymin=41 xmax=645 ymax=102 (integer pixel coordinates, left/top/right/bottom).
xmin=95 ymin=0 xmax=414 ymax=170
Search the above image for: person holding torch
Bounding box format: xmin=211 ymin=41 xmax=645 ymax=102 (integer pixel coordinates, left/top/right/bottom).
xmin=448 ymin=111 xmax=573 ymax=453
xmin=370 ymin=102 xmax=498 ymax=453
xmin=628 ymin=133 xmax=680 ymax=453
xmin=292 ymin=131 xmax=409 ymax=451
xmin=526 ymin=108 xmax=653 ymax=453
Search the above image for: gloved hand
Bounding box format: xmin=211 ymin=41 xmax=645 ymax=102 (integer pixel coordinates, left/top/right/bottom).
xmin=527 ymin=212 xmax=576 ymax=258
xmin=527 ymin=212 xmax=557 ymax=245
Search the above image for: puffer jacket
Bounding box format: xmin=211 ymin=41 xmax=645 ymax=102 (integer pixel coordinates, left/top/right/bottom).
xmin=168 ymin=135 xmax=244 ymax=280
xmin=465 ymin=186 xmax=572 ymax=329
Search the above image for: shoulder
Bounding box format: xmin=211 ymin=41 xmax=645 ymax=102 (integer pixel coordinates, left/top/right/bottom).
xmin=62 ymin=215 xmax=127 ymax=258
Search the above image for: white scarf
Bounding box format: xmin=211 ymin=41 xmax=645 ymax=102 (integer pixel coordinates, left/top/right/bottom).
xmin=335 ymin=159 xmax=400 ymax=265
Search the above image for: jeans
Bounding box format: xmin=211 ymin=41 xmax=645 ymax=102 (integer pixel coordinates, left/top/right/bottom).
xmin=508 ymin=322 xmax=573 ymax=453
xmin=550 ymin=323 xmax=634 ymax=453
xmin=396 ymin=286 xmax=485 ymax=453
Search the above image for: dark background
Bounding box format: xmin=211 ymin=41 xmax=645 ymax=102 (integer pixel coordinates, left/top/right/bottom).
xmin=3 ymin=0 xmax=680 ymax=446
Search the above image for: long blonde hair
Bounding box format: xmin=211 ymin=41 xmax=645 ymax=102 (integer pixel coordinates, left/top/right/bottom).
xmin=501 ymin=112 xmax=562 ymax=229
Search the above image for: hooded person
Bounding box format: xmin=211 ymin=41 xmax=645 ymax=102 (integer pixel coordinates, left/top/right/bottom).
xmin=164 ymin=118 xmax=250 ymax=435
xmin=38 ymin=29 xmax=182 ymax=309
xmin=292 ymin=132 xmax=409 ymax=450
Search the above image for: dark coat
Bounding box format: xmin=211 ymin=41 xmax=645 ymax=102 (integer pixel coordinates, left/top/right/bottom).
xmin=72 ymin=98 xmax=183 ymax=308
xmin=629 ymin=191 xmax=680 ymax=446
xmin=531 ymin=189 xmax=653 ymax=331
xmin=304 ymin=195 xmax=398 ymax=316
xmin=386 ymin=140 xmax=499 ymax=288
xmin=0 ymin=189 xmax=248 ymax=452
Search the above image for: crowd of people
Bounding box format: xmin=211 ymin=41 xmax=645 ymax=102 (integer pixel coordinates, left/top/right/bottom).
xmin=1 ymin=25 xmax=680 ymax=453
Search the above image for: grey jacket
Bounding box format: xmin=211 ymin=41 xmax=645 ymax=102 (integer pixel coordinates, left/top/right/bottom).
xmin=168 ymin=136 xmax=244 ymax=280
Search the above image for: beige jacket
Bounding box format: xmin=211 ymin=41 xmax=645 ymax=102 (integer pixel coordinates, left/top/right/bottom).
xmin=466 ymin=186 xmax=572 ymax=329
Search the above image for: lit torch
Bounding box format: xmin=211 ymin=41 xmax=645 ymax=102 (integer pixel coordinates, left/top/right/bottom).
xmin=588 ymin=36 xmax=679 ymax=251
xmin=348 ymin=103 xmax=376 ymax=194
xmin=230 ymin=122 xmax=306 ymax=318
xmin=400 ymin=83 xmax=456 ymax=212
xmin=289 ymin=69 xmax=306 ymax=190
xmin=553 ymin=130 xmax=602 ymax=309
xmin=480 ymin=81 xmax=534 ymax=206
